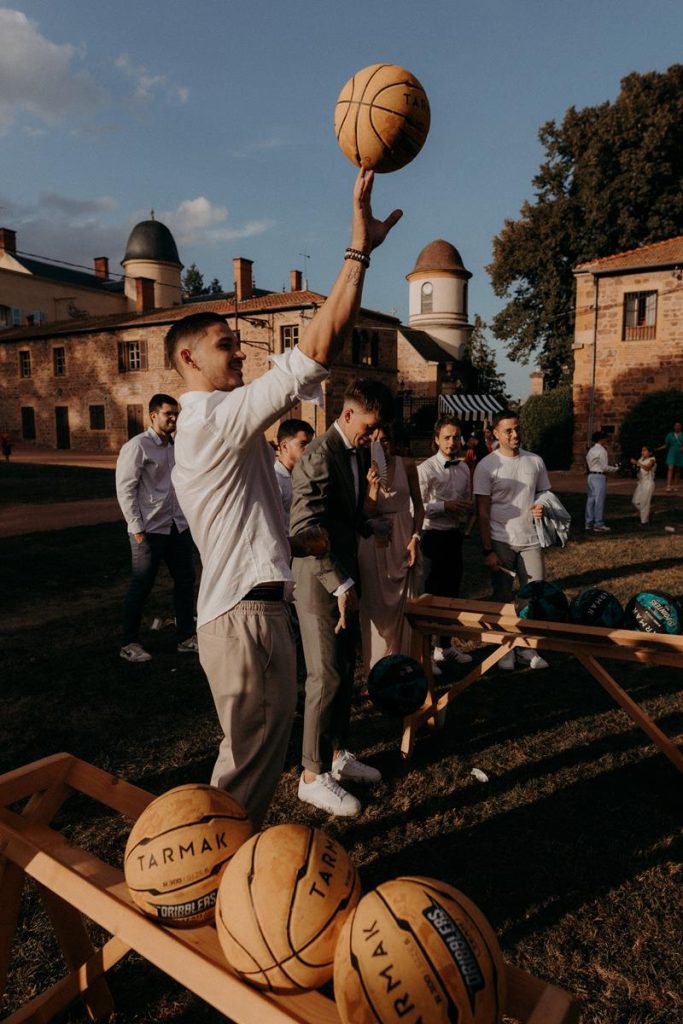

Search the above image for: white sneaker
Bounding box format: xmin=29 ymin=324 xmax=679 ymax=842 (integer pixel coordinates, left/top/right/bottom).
xmin=430 ymin=659 xmax=443 ymax=677
xmin=433 ymin=646 xmax=473 ymax=666
xmin=516 ymin=650 xmax=549 ymax=670
xmin=498 ymin=650 xmax=516 ymax=671
xmin=177 ymin=635 xmax=199 ymax=653
xmin=331 ymin=750 xmax=381 ymax=784
xmin=298 ymin=773 xmax=361 ymax=817
xmin=592 ymin=525 xmax=611 ymax=533
xmin=120 ymin=643 xmax=152 ymax=663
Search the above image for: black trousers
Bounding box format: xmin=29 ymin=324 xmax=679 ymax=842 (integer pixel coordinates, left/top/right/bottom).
xmin=421 ymin=528 xmax=464 ymax=648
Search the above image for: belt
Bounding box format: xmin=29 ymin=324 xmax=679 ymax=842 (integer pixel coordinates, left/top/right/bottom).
xmin=242 ymin=583 xmax=285 ymax=602
xmin=589 ymin=471 xmax=606 ymax=475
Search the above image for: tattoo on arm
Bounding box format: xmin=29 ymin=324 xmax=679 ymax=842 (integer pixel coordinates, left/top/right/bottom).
xmin=345 ymin=263 xmax=363 ymax=286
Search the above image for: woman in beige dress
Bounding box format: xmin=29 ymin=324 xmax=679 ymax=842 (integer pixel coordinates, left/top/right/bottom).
xmin=358 ymin=426 xmax=424 ymax=674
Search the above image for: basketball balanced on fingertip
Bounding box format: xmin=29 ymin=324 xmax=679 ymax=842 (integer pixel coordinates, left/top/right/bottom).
xmin=334 ymin=63 xmax=430 ymax=173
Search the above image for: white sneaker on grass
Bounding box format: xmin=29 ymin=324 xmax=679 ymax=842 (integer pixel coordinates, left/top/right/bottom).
xmin=177 ymin=635 xmax=199 ymax=653
xmin=498 ymin=650 xmax=516 ymax=671
xmin=331 ymin=749 xmax=381 ymax=784
xmin=120 ymin=643 xmax=152 ymax=663
xmin=298 ymin=773 xmax=360 ymax=817
xmin=516 ymin=650 xmax=549 ymax=670
xmin=433 ymin=645 xmax=473 ymax=666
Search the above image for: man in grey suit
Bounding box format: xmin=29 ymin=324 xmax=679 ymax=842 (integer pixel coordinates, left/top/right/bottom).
xmin=290 ymin=379 xmax=394 ymax=817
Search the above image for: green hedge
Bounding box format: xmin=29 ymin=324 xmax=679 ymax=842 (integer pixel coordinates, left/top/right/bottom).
xmin=518 ymin=386 xmax=574 ymax=470
xmin=618 ymin=389 xmax=683 ymax=461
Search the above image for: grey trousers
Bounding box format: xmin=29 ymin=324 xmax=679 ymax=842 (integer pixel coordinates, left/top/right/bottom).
xmin=297 ymin=593 xmax=358 ymax=775
xmin=490 ymin=540 xmax=545 ymax=602
xmin=198 ymin=599 xmax=296 ymax=829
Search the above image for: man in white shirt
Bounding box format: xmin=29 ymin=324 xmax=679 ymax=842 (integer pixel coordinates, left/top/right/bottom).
xmin=116 ymin=393 xmax=197 ymax=663
xmin=473 ymin=409 xmax=550 ymax=671
xmin=585 ymin=430 xmax=618 ymax=532
xmin=417 ymin=415 xmax=474 ymax=676
xmin=274 ymin=418 xmax=314 ymax=527
xmin=167 ymin=169 xmax=402 ymax=827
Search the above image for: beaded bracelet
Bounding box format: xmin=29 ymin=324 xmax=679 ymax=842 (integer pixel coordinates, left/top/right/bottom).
xmin=344 ymin=247 xmax=370 ymax=268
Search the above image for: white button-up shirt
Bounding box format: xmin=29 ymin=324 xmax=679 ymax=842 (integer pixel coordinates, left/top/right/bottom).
xmin=115 ymin=427 xmax=188 ymax=536
xmin=418 ymin=453 xmax=472 ymax=532
xmin=172 ymin=346 xmax=327 ymax=627
xmin=586 ymin=443 xmax=617 ymax=474
xmin=274 ymin=459 xmax=293 ymax=527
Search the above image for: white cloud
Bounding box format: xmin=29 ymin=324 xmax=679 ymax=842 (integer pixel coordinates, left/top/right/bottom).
xmin=155 ymin=197 xmax=274 ymax=246
xmin=115 ymin=53 xmax=189 ymax=105
xmin=0 ymin=9 xmax=105 ymax=129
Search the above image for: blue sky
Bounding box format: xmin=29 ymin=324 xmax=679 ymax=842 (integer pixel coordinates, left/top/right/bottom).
xmin=2 ymin=0 xmax=682 ymax=396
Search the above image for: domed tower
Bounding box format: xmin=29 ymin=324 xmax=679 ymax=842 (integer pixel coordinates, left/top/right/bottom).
xmin=406 ymin=239 xmax=472 ymax=359
xmin=122 ymin=213 xmax=183 ymax=310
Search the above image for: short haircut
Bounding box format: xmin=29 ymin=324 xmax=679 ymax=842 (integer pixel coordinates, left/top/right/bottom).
xmin=343 ymin=378 xmax=394 ymax=421
xmin=591 ymin=430 xmax=606 ymax=442
xmin=165 ymin=312 xmax=228 ymax=370
xmin=277 ymin=418 xmax=314 ymax=444
xmin=433 ymin=414 xmax=461 ymax=437
xmin=149 ymin=393 xmax=177 ymax=414
xmin=492 ymin=409 xmax=519 ymax=428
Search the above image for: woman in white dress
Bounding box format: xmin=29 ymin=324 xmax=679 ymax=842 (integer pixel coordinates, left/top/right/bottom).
xmin=358 ymin=427 xmax=424 ymax=674
xmin=630 ymin=445 xmax=656 ymax=524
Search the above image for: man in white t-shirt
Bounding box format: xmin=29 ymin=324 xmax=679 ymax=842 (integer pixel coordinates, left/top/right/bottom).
xmin=585 ymin=430 xmax=618 ymax=532
xmin=167 ymin=170 xmax=402 ymax=827
xmin=473 ymin=409 xmax=550 ymax=671
xmin=274 ymin=418 xmax=314 ymax=527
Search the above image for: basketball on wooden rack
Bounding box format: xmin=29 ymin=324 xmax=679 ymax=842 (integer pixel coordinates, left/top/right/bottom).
xmin=124 ymin=784 xmax=252 ymax=926
xmin=215 ymin=823 xmax=360 ymax=992
xmin=334 ymin=63 xmax=430 ymax=173
xmin=624 ymin=590 xmax=682 ymax=634
xmin=367 ymin=654 xmax=429 ymax=716
xmin=334 ymin=876 xmax=507 ymax=1024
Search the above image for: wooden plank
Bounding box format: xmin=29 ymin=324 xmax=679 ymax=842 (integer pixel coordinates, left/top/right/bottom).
xmin=1 ymin=936 xmax=129 ymax=1024
xmin=0 ymin=810 xmax=340 ymax=1024
xmin=65 ymin=760 xmax=155 ymax=821
xmin=0 ymin=754 xmax=74 ymax=808
xmin=577 ymin=654 xmax=683 ymax=774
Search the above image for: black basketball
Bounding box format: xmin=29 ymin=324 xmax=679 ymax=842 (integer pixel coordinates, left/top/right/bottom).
xmin=569 ymin=588 xmax=624 ymax=628
xmin=367 ymin=655 xmax=429 ymax=716
xmin=624 ymin=591 xmax=683 ymax=635
xmin=515 ymin=581 xmax=569 ymax=623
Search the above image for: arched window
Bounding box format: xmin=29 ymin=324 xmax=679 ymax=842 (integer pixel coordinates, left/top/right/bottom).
xmin=421 ymin=281 xmax=433 ymax=314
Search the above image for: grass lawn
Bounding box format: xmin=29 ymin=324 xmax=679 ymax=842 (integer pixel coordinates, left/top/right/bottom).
xmin=1 ymin=482 xmax=682 ymax=1024
xmin=0 ymin=462 xmax=115 ymax=506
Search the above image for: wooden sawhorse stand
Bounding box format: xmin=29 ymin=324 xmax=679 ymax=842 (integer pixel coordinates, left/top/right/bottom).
xmin=402 ymin=595 xmax=683 ymax=769
xmin=0 ymin=753 xmax=580 ymax=1023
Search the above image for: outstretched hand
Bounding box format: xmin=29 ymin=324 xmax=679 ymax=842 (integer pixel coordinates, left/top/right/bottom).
xmin=351 ymin=168 xmax=403 ymax=254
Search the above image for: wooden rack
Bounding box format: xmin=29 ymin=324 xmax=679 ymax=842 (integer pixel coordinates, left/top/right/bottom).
xmin=402 ymin=595 xmax=683 ymax=769
xmin=0 ymin=753 xmax=580 ymax=1023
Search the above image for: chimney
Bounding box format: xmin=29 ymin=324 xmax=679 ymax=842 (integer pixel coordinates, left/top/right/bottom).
xmin=233 ymin=257 xmax=253 ymax=301
xmin=135 ymin=276 xmax=156 ymax=313
xmin=290 ymin=269 xmax=302 ymax=292
xmin=94 ymin=256 xmax=109 ymax=279
xmin=0 ymin=228 xmax=17 ymax=256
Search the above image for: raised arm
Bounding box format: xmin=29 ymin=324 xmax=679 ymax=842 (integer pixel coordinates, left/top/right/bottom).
xmin=298 ymin=169 xmax=402 ymax=368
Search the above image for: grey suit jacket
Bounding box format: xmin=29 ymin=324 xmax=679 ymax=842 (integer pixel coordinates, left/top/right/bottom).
xmin=290 ymin=425 xmax=369 ymax=609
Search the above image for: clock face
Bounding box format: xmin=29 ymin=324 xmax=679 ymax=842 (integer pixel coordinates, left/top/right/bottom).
xmin=421 ymin=281 xmax=433 ymax=295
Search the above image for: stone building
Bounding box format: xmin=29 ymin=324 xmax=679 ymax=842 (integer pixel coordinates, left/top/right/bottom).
xmin=572 ymin=236 xmax=683 ymax=463
xmin=0 ymin=249 xmax=398 ymax=451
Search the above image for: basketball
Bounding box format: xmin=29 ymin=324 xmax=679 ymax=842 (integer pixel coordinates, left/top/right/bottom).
xmin=569 ymin=588 xmax=624 ymax=628
xmin=515 ymin=581 xmax=569 ymax=623
xmin=367 ymin=654 xmax=429 ymax=716
xmin=334 ymin=876 xmax=507 ymax=1024
xmin=624 ymin=590 xmax=683 ymax=634
xmin=215 ymin=823 xmax=360 ymax=992
xmin=334 ymin=63 xmax=430 ymax=173
xmin=124 ymin=784 xmax=253 ymax=926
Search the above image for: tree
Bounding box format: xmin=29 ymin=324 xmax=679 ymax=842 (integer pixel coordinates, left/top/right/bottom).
xmin=487 ymin=64 xmax=683 ymax=387
xmin=208 ymin=277 xmax=223 ymax=295
xmin=182 ymin=263 xmax=205 ymax=296
xmin=463 ymin=315 xmax=509 ymax=402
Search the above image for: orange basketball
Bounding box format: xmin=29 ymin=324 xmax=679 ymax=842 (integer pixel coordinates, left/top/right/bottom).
xmin=333 ymin=876 xmax=507 ymax=1023
xmin=215 ymin=823 xmax=360 ymax=992
xmin=334 ymin=63 xmax=430 ymax=173
xmin=124 ymin=783 xmax=253 ymax=926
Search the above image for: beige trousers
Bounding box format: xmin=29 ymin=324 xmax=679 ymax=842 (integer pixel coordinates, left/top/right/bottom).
xmin=198 ymin=599 xmax=296 ymax=829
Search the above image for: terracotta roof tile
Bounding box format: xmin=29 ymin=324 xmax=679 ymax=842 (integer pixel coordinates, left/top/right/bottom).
xmin=575 ymin=236 xmax=683 ymax=273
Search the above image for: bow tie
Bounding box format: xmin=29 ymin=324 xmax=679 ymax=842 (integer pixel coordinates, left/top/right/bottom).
xmin=444 ymin=459 xmax=458 ymax=468
xmin=345 ymin=447 xmax=358 ymax=455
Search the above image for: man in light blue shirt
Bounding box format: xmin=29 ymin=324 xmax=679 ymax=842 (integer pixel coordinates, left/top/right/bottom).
xmin=115 ymin=393 xmax=196 ymax=662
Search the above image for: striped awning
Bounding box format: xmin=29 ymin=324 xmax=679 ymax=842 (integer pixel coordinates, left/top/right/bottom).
xmin=438 ymin=393 xmax=503 ymax=422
